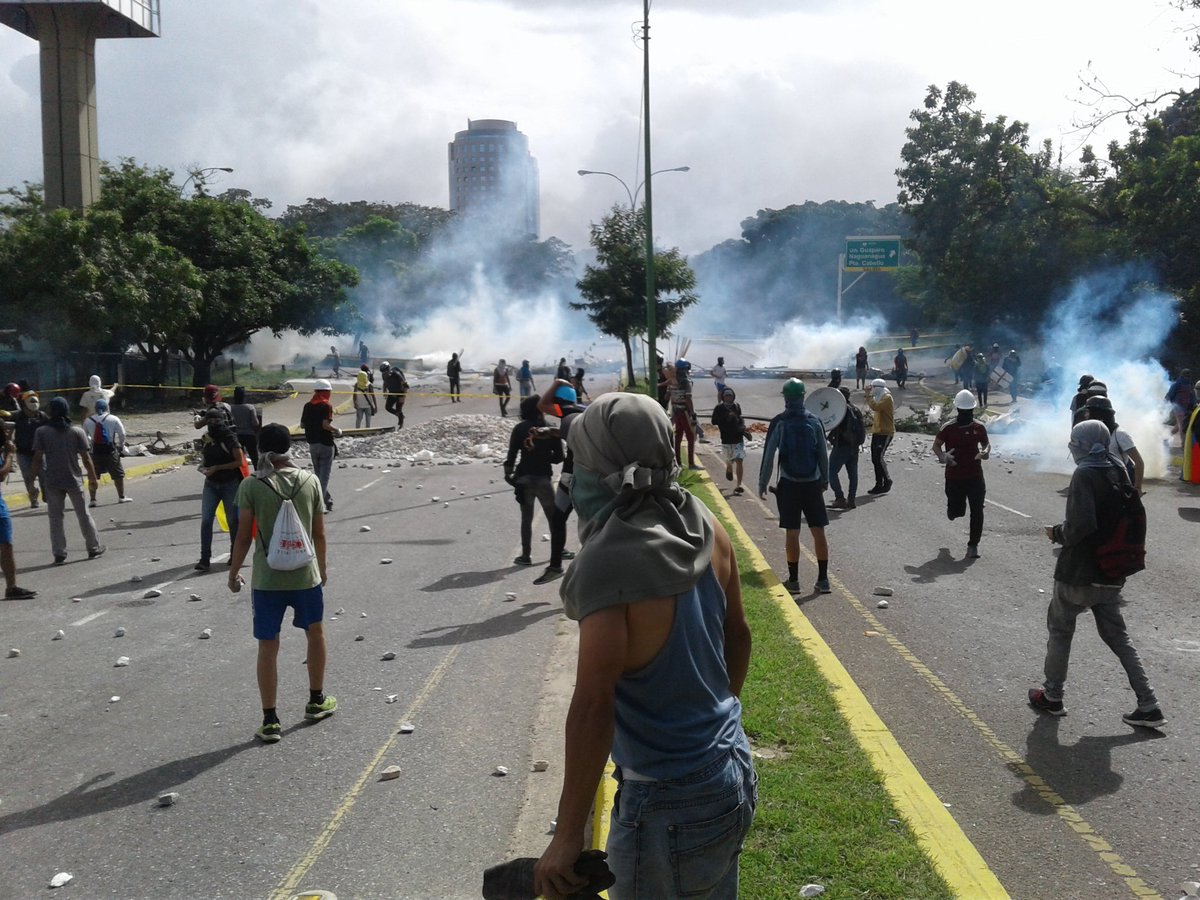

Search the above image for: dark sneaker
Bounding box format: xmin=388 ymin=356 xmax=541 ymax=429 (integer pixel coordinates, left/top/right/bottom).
xmin=966 ymin=544 xmax=980 ymax=559
xmin=255 ymin=723 xmax=282 ymax=743
xmin=533 ymin=566 xmax=564 ymax=585
xmin=88 ymin=544 xmax=106 ymax=560
xmin=846 ymin=498 xmax=856 ymax=509
xmin=733 ymin=486 xmax=745 ymax=495
xmin=305 ymin=695 xmax=337 ymax=721
xmin=1122 ymin=707 xmax=1166 ymax=729
xmin=866 ymin=484 xmax=885 ymax=495
xmin=560 ymin=550 xmax=576 ymax=560
xmin=1028 ymin=688 xmax=1066 ymax=717
xmin=29 ymin=499 xmax=39 ymax=509
xmin=4 ymin=586 xmax=37 ymax=600
xmin=513 ymin=555 xmax=533 ymax=566
xmin=781 ymin=578 xmax=800 ymax=593
xmin=725 ymin=467 xmax=733 ymax=482
xmin=829 ymin=497 xmax=847 ymax=509
xmin=814 ymin=577 xmax=832 ymax=594
xmin=194 ymin=560 xmax=211 ymax=571
xmin=325 ymin=502 xmax=334 ymax=513
xmin=53 ymin=555 xmax=66 ymax=565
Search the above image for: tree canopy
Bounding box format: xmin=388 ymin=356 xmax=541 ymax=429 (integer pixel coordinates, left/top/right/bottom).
xmin=573 ymin=205 xmax=698 ymax=385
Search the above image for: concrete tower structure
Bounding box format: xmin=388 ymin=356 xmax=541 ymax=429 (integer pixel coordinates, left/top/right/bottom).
xmin=0 ymin=0 xmax=160 ymax=210
xmin=448 ymin=119 xmax=540 ymax=239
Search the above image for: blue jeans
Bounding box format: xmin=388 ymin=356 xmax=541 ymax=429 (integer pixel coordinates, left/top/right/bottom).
xmin=1042 ymin=581 xmax=1158 ymax=710
xmin=828 ymin=444 xmax=858 ymax=500
xmin=309 ymin=443 xmax=334 ymax=507
xmin=608 ymin=746 xmax=757 ymax=899
xmin=200 ymin=478 xmax=241 ymax=563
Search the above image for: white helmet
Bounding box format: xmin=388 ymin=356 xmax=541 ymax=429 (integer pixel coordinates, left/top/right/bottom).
xmin=870 ymin=378 xmax=887 ymax=389
xmin=315 ymin=379 xmax=332 ymax=391
xmin=953 ymin=389 xmax=977 ymax=410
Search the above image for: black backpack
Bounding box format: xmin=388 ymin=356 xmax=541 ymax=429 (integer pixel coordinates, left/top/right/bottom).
xmin=845 ymin=406 xmax=866 ymax=446
xmin=1094 ymin=466 xmax=1147 ymax=579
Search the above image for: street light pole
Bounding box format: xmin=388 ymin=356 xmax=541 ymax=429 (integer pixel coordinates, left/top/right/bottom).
xmin=576 ymin=166 xmax=689 ymax=209
xmin=642 ymin=0 xmax=656 ymax=388
xmin=180 ymin=166 xmax=233 ymax=196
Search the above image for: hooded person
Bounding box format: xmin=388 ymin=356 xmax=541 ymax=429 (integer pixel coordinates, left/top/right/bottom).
xmin=446 ymin=352 xmax=462 ymax=403
xmin=517 ymin=359 xmax=535 ymax=398
xmin=973 ymin=352 xmax=991 ymax=407
xmin=30 ymin=396 xmax=104 ymax=564
xmin=1084 ymin=395 xmax=1143 ymax=493
xmin=534 ymin=393 xmax=755 ymax=900
xmin=194 ymin=412 xmax=245 ymax=571
xmin=300 ymin=379 xmax=340 ymax=512
xmin=865 ymin=377 xmax=895 ymax=494
xmin=826 ymin=385 xmax=865 ymax=510
xmin=530 ymin=382 xmax=585 ymax=585
xmin=378 ymin=361 xmax=408 ymax=429
xmin=194 ymin=383 xmax=234 ymax=430
xmin=1029 ymin=419 xmax=1165 ymax=730
xmin=84 ymin=397 xmax=130 ymax=506
xmin=229 ymin=386 xmax=261 ymax=467
xmin=79 ymin=375 xmax=116 ymax=411
xmin=504 ymin=394 xmax=563 ymax=566
xmin=493 ymin=358 xmax=512 ymax=417
xmin=352 ymin=370 xmax=377 ymax=429
xmin=14 ymin=390 xmax=47 ymax=507
xmin=710 ymin=386 xmax=748 ymax=494
xmin=932 ymin=390 xmax=991 ymax=558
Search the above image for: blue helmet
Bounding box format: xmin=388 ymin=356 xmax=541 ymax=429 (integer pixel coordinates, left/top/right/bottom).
xmin=674 ymin=358 xmax=691 ymax=372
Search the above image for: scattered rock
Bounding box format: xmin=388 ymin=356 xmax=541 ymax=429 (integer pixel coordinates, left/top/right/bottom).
xmin=188 ymin=593 xmax=202 ymax=602
xmin=359 ymin=525 xmax=371 ymax=532
xmin=360 ymin=612 xmax=367 ymax=618
xmin=6 ymin=648 xmax=19 ymax=658
xmin=51 ymin=630 xmax=65 ymax=641
xmin=109 ymin=696 xmax=120 ymax=703
xmin=505 ymin=592 xmax=517 ymax=602
xmin=199 ymin=628 xmax=212 ymax=640
xmin=872 ymin=586 xmax=893 ymax=596
xmin=493 ymin=765 xmax=509 ymax=777
xmin=355 ymin=635 xmax=364 ymax=641
xmin=71 ymin=597 xmax=82 ymax=603
xmin=335 ymin=607 xmax=345 ymax=616
xmin=114 ymin=627 xmax=126 ymax=638
xmin=386 ymin=694 xmax=399 ymax=704
xmin=398 ymin=722 xmax=415 ymax=734
xmin=541 ymin=534 xmax=550 ymax=542
xmin=431 ymin=496 xmax=440 ymax=502
xmin=380 ymin=558 xmax=393 ymax=565
xmin=156 ymin=792 xmax=180 ymax=807
xmin=800 ymin=885 xmax=825 ymax=898
xmin=532 ymin=760 xmax=549 ymax=772
xmin=864 ymin=630 xmax=880 ymax=637
xmin=381 ymin=651 xmax=396 ymax=661
xmin=443 ymin=502 xmax=449 ymax=508
xmin=150 ymin=557 xmax=161 ymax=562
xmin=379 ymin=765 xmax=401 ymax=781
xmin=115 ymin=656 xmax=130 ymax=667
xmin=48 ymin=872 xmax=73 ymax=889
xmin=131 ymin=575 xmax=143 ymax=583
xmin=143 ymin=589 xmax=162 ymax=599
xmin=877 ymin=599 xmax=889 ymax=609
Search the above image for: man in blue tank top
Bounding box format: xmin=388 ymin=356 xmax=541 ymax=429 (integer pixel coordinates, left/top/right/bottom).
xmin=534 ymin=392 xmax=756 ymax=900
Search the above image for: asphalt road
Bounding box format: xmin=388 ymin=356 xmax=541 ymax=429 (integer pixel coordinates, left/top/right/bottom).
xmin=3 ymin=372 xmax=1197 ymax=899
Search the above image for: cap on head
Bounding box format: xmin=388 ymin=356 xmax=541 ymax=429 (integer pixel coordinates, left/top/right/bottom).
xmin=781 ymin=378 xmax=806 ymax=401
xmin=4 ymin=383 xmax=19 ymax=398
xmin=1085 ymin=381 xmax=1108 ymax=397
xmin=95 ymin=398 xmax=108 ymax=413
xmin=1078 ymin=374 xmax=1094 ymax=389
xmin=314 ymin=379 xmax=332 ymax=392
xmin=954 ymin=389 xmax=977 ymax=410
xmin=203 ymin=384 xmax=219 ymax=400
xmin=1084 ymin=395 xmax=1114 ymax=413
xmin=722 ymin=387 xmax=735 ymax=400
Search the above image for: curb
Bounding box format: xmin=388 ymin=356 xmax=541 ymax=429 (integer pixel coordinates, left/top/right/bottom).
xmin=693 ymin=473 xmax=1009 ymax=899
xmin=4 ymin=454 xmax=188 ymax=510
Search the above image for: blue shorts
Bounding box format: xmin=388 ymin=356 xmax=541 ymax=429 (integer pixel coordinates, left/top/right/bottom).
xmin=252 ymin=585 xmax=324 ymax=640
xmin=0 ymin=496 xmax=11 ymax=544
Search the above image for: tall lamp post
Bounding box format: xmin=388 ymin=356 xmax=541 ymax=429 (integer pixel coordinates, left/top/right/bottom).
xmin=577 ymin=166 xmax=689 ymax=210
xmin=641 ymin=0 xmax=656 ymax=386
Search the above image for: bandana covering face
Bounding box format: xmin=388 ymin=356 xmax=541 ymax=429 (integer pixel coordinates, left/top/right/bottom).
xmin=560 ymin=393 xmax=715 ymax=621
xmin=356 ymin=371 xmax=369 ymax=390
xmin=20 ymin=391 xmax=39 ymax=413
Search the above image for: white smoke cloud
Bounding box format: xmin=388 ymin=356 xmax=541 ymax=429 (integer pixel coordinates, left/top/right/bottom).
xmin=756 ymin=315 xmax=886 ymax=370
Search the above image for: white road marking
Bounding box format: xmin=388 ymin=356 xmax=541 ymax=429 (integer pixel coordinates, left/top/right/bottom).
xmin=984 ymin=498 xmax=1031 ymax=519
xmin=69 ymin=610 xmax=110 ymax=627
xmin=355 ymin=477 xmax=384 ymax=493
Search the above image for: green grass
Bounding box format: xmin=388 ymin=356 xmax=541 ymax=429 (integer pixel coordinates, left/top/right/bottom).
xmin=691 ymin=482 xmax=953 ymax=900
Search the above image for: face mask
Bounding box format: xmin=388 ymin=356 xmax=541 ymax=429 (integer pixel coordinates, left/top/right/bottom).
xmin=23 ymin=397 xmax=39 ymax=413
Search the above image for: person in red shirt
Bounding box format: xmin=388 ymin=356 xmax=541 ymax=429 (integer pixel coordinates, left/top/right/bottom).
xmin=932 ymin=389 xmax=991 ymax=559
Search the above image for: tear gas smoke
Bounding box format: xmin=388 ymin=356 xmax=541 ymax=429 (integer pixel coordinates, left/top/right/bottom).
xmin=756 ymin=315 xmax=887 ymax=370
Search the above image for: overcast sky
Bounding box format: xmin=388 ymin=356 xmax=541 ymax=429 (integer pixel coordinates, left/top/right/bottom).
xmin=1 ymin=0 xmax=1195 ymax=255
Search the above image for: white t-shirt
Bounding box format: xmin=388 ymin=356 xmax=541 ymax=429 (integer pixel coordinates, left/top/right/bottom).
xmin=1110 ymin=428 xmax=1135 ymax=464
xmin=711 ymin=365 xmax=727 ymax=382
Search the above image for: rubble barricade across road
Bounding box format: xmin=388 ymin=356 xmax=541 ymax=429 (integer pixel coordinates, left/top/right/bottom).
xmin=289 ymin=414 xmax=513 ymax=465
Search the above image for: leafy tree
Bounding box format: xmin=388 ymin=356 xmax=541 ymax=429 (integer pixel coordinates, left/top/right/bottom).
xmin=574 ymin=205 xmax=697 ymax=386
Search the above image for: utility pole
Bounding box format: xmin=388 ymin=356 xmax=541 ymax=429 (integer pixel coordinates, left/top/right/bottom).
xmin=642 ymin=0 xmax=656 ymax=388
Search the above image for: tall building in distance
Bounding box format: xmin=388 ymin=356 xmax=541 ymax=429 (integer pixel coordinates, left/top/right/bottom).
xmin=448 ymin=119 xmax=539 ymax=239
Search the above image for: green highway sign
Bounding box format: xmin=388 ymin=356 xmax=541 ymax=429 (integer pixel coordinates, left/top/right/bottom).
xmin=844 ymin=236 xmax=901 ymax=271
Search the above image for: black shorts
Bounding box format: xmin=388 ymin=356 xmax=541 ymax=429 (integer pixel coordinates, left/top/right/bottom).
xmin=91 ymin=449 xmax=125 ymax=479
xmin=774 ymin=479 xmax=828 ymax=530
xmin=494 ymin=384 xmax=511 ymax=396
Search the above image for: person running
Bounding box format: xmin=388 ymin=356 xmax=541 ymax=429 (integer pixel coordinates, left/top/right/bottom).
xmin=893 ymin=348 xmax=908 ymax=389
xmin=711 ymin=356 xmax=728 ymax=403
xmin=668 ymin=359 xmax=700 ymax=470
xmin=854 ymin=346 xmax=869 ymax=390
xmin=378 ymin=361 xmax=408 ymax=430
xmin=229 ymin=386 xmax=261 ymax=468
xmin=826 ymin=386 xmax=865 ymax=510
xmin=84 ymin=398 xmax=130 ymax=506
xmin=571 ymin=367 xmax=589 ymax=402
xmin=932 ymin=390 xmax=990 ymax=559
xmin=195 ymin=410 xmax=244 ymax=571
xmin=533 ymin=382 xmax=584 ymax=585
xmin=13 ymin=390 xmax=47 ymax=508
xmin=300 ymin=380 xmax=339 ymax=513
xmin=447 ymin=352 xmax=462 ymax=403
xmin=517 ymin=360 xmax=535 ymax=399
xmin=228 ymin=423 xmax=336 ymax=743
xmin=534 ymin=392 xmax=755 ymax=900
xmin=329 ymin=345 xmax=341 ymax=379
xmin=1028 ymin=420 xmax=1165 ymax=730
xmin=711 ymin=387 xmax=748 ymax=495
xmin=0 ymin=428 xmax=37 ymax=599
xmin=493 ymin=359 xmax=513 ymax=417
xmin=30 ymin=397 xmax=104 ymax=565
xmin=505 ymin=395 xmax=563 ymax=567
xmin=1002 ymin=349 xmax=1022 ymax=403
xmin=865 ymin=378 xmax=895 ymax=494
xmin=352 ymin=370 xmax=377 ymax=428
xmin=759 ymin=378 xmax=831 ymax=594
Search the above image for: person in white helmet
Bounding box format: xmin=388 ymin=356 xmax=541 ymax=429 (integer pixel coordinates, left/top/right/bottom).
xmin=865 ymin=378 xmax=895 ymax=494
xmin=932 ymin=390 xmax=991 ymax=559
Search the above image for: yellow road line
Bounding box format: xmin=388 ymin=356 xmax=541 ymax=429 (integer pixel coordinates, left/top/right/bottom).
xmin=723 ymin=474 xmax=1160 ymax=900
xmin=271 ymin=639 xmax=471 ymax=899
xmin=3 ymin=455 xmax=188 ymax=509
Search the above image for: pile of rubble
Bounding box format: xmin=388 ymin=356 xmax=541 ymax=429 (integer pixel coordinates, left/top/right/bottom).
xmin=296 ymin=413 xmax=515 ymax=464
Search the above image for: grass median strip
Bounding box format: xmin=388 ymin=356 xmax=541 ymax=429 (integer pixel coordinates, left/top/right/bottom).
xmin=690 ymin=479 xmax=957 ymax=900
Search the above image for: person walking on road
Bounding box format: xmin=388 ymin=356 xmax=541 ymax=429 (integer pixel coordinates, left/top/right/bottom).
xmin=1002 ymin=349 xmax=1022 ymax=403
xmin=195 ymin=410 xmax=245 ymax=571
xmin=229 ymin=387 xmax=261 ymax=468
xmin=827 ymin=386 xmax=865 ymax=510
xmin=668 ymin=359 xmax=700 ymax=469
xmin=759 ymin=378 xmax=832 ymax=594
xmin=711 ymin=387 xmax=748 ymax=494
xmin=517 ymin=359 xmax=535 ymax=398
xmin=532 ymin=382 xmax=584 ymax=585
xmin=300 ymin=380 xmax=339 ymax=513
xmin=493 ymin=359 xmax=513 ymax=417
xmin=505 ymin=395 xmax=563 ymax=567
xmin=1028 ymin=419 xmax=1166 ymax=729
xmin=193 ymin=384 xmax=234 ymax=430
xmin=358 ymin=340 xmax=369 ymax=368
xmin=31 ymin=397 xmax=104 ymax=565
xmin=329 ymin=345 xmax=341 ymax=379
xmin=854 ymin=346 xmax=869 ymax=390
xmin=865 ymin=377 xmax=895 ymax=494
xmin=932 ymin=390 xmax=990 ymax=559
xmin=0 ymin=429 xmax=37 ymax=599
xmin=893 ymin=348 xmax=908 ymax=389
xmin=711 ymin=356 xmax=728 ymax=403
xmin=13 ymin=390 xmax=47 ymax=508
xmin=378 ymin=362 xmax=408 ymax=430
xmin=84 ymin=398 xmax=130 ymax=506
xmin=973 ymin=352 xmax=991 ymax=408
xmin=352 ymin=370 xmax=377 ymax=428
xmin=447 ymin=352 xmax=462 ymax=403
xmin=534 ymin=392 xmax=755 ymax=900
xmin=228 ymin=423 xmax=336 ymax=743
